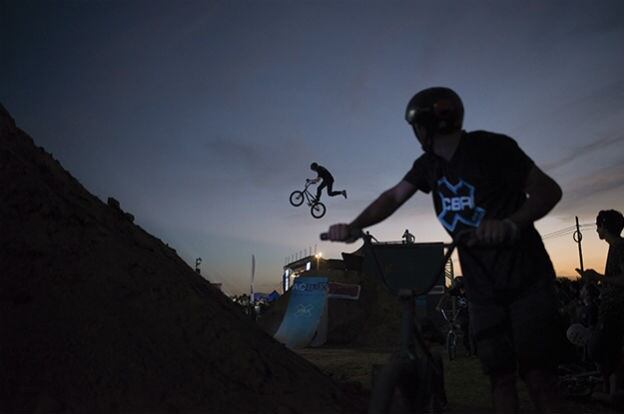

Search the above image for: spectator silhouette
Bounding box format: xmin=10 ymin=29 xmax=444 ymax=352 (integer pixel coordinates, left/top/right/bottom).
xmin=402 ymin=229 xmax=415 ymax=244
xmin=577 ymin=209 xmax=624 ymax=408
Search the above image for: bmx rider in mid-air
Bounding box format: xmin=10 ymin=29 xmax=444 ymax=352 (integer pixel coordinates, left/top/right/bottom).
xmin=309 ymin=162 xmax=347 ymax=202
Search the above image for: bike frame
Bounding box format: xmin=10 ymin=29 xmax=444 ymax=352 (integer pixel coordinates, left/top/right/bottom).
xmin=361 ymin=233 xmax=454 ymax=414
xmin=361 ymin=233 xmax=455 ymax=361
xmin=301 ymin=182 xmax=319 ymax=206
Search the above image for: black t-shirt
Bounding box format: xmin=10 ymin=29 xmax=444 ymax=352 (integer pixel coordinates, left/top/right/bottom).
xmin=599 ymin=238 xmax=624 ymax=322
xmin=403 ymin=130 xmax=556 ymax=304
xmin=315 ymin=165 xmax=334 ymax=181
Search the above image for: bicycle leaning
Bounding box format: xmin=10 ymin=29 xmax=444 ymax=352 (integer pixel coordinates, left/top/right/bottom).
xmin=436 ymin=276 xmax=475 ymax=361
xmin=289 ymin=179 xmax=326 ymax=219
xmin=438 ymin=306 xmax=460 ymax=361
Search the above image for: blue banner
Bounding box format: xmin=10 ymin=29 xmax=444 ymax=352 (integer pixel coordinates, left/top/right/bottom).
xmin=273 ymin=276 xmax=328 ymax=349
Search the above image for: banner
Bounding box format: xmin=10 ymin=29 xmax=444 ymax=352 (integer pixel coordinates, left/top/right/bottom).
xmin=273 ymin=276 xmax=328 ymax=349
xmin=327 ymin=282 xmax=361 ymax=300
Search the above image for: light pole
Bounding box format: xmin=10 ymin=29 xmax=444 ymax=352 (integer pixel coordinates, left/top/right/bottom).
xmin=315 ymin=252 xmax=322 ymax=270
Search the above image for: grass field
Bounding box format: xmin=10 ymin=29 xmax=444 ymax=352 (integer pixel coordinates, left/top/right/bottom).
xmin=296 ymin=345 xmax=621 ymax=413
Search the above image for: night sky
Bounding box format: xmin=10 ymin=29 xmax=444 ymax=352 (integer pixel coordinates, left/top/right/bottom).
xmin=2 ymin=0 xmax=623 ymax=295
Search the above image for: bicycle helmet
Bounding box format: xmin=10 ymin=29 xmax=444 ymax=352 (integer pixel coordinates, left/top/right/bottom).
xmin=310 ymin=162 xmax=318 ymax=170
xmin=405 ymin=87 xmax=464 ymax=151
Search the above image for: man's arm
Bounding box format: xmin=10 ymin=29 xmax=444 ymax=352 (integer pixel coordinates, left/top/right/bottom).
xmin=324 ymin=180 xmax=418 ymax=242
xmin=508 ymin=164 xmax=562 ymax=229
xmin=577 ymin=255 xmax=624 ymax=288
xmin=475 ymin=165 xmax=562 ymax=244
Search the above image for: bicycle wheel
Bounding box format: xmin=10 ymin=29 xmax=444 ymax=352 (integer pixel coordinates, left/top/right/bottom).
xmin=310 ymin=202 xmax=326 ymax=219
xmin=289 ymin=191 xmax=304 ymax=206
xmin=447 ymin=331 xmax=457 ymax=361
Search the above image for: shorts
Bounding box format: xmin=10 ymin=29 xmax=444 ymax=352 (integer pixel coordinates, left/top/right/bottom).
xmin=587 ymin=313 xmax=624 ymax=375
xmin=469 ymin=279 xmax=561 ymax=377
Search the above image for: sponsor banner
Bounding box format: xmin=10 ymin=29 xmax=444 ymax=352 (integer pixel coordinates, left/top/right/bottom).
xmin=273 ymin=277 xmax=328 ymax=349
xmin=328 ymin=282 xmax=361 ymax=300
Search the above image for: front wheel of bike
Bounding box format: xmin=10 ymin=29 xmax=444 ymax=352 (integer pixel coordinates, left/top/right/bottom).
xmin=289 ymin=191 xmax=304 ymax=206
xmin=310 ymin=202 xmax=326 ymax=219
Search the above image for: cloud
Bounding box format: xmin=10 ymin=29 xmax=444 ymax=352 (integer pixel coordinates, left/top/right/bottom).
xmin=555 ymin=163 xmax=624 ymax=216
xmin=201 ymin=136 xmax=312 ymax=188
xmin=565 ymin=5 xmax=624 ymax=38
xmin=537 ymin=80 xmax=624 ymax=171
xmin=542 ymin=134 xmax=624 ymax=171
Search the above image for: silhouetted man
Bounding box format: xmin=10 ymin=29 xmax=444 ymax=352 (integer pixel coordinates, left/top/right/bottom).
xmin=577 ymin=209 xmax=624 ymax=408
xmin=309 ymin=162 xmax=347 ymax=201
xmin=402 ymin=229 xmax=415 ymax=244
xmin=323 ymin=87 xmax=564 ymax=414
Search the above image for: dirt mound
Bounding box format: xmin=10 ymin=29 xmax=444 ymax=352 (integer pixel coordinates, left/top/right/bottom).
xmin=0 ymin=105 xmax=366 ymax=413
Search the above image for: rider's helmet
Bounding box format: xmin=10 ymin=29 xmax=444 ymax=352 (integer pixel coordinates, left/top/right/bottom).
xmin=405 ymin=87 xmax=464 ymax=151
xmin=310 ymin=162 xmax=318 ymax=170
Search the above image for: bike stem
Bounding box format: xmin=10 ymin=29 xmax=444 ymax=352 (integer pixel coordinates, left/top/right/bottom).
xmin=398 ymin=290 xmax=416 ymax=359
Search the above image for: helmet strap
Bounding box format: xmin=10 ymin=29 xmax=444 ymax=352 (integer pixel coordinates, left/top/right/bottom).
xmin=412 ymin=124 xmax=435 ymax=153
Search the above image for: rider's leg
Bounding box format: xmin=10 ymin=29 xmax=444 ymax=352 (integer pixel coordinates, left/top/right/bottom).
xmin=523 ymin=368 xmax=563 ymax=414
xmin=326 ymin=180 xmax=343 ymax=197
xmin=470 ymin=301 xmax=518 ymax=413
xmin=490 ymin=369 xmax=519 ymax=414
xmin=316 ymin=181 xmax=328 ymax=201
xmin=512 ymin=280 xmax=566 ymax=414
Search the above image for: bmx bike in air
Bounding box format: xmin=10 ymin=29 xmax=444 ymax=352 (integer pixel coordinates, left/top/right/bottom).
xmin=289 ymin=179 xmax=326 ymax=219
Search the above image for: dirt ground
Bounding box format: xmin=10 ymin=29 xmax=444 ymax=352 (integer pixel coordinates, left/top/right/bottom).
xmin=296 ymin=345 xmax=622 ymax=414
xmin=1 ymin=104 xmax=368 ymax=413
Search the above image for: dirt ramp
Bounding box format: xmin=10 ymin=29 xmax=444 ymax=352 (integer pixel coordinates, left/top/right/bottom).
xmin=0 ymin=105 xmax=365 ymax=413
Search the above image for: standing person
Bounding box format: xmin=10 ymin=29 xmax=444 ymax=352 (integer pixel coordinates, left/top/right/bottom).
xmin=577 ymin=209 xmax=624 ymax=408
xmin=402 ymin=229 xmax=415 ymax=244
xmin=322 ymin=87 xmax=565 ymax=414
xmin=309 ymin=162 xmax=347 ymax=201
